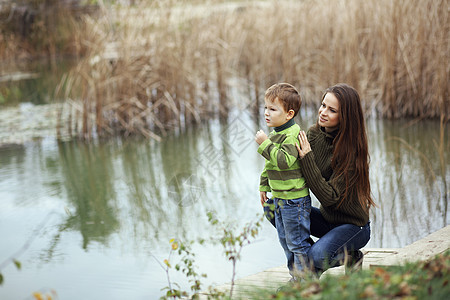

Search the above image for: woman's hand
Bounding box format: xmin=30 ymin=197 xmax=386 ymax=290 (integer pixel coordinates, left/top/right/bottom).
xmin=255 ymin=129 xmax=268 ymax=145
xmin=296 ymin=130 xmax=311 ymax=158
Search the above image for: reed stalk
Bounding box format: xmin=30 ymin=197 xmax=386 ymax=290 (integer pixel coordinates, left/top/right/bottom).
xmin=436 ymin=115 xmax=448 ymax=225
xmin=60 ymin=0 xmax=448 ymax=140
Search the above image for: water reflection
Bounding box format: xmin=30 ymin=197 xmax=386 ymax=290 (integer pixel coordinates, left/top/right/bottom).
xmin=0 ymin=59 xmax=76 ymax=106
xmin=57 ymin=141 xmax=119 ymax=249
xmin=367 ymin=118 xmax=449 ymax=247
xmin=0 ymin=113 xmax=448 ymax=299
xmin=0 ymin=143 xmax=26 ymax=171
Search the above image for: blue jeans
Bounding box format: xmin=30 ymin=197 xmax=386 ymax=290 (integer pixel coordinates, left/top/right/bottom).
xmin=274 ymin=196 xmax=312 ymax=276
xmin=309 ymin=207 xmax=371 ymax=273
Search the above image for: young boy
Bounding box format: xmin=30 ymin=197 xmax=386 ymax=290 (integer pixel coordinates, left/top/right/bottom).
xmin=255 ymin=83 xmax=311 ymax=280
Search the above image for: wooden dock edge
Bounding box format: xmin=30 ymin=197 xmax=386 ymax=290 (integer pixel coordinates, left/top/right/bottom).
xmin=367 ymin=225 xmax=450 ymax=268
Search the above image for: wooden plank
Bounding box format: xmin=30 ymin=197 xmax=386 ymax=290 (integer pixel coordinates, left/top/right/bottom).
xmin=207 ymin=248 xmax=401 ymax=297
xmin=370 ymin=226 xmax=450 ymax=267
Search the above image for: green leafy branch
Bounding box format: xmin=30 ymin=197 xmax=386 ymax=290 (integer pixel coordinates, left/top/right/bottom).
xmin=207 ymin=211 xmax=264 ymax=299
xmin=153 ymin=238 xmax=224 ymax=299
xmin=154 ymin=212 xmax=264 ymax=299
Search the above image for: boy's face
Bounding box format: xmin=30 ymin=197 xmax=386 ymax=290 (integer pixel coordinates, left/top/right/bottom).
xmin=264 ymin=98 xmax=294 ymax=128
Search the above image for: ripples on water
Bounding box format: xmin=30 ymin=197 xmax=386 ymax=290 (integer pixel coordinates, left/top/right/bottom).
xmin=0 ymin=107 xmax=448 ymax=299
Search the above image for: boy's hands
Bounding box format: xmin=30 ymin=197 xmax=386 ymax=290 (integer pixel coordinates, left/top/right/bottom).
xmin=255 ymin=129 xmax=268 ymax=145
xmin=260 ymin=191 xmax=268 ymax=206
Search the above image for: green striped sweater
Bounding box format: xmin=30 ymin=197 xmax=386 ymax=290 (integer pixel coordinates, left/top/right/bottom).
xmin=258 ymin=121 xmax=309 ymax=200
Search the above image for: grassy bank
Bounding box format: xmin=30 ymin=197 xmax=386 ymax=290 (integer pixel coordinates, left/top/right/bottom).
xmin=56 ymin=0 xmax=448 ymax=140
xmin=249 ymin=251 xmax=450 ymax=300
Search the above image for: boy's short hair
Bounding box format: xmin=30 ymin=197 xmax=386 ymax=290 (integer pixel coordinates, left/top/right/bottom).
xmin=265 ymin=83 xmax=302 ymax=117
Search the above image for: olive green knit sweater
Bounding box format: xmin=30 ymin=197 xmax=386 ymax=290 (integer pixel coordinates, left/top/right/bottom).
xmin=299 ymin=125 xmax=369 ymax=226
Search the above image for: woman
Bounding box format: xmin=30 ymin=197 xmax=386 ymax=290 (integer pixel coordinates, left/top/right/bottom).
xmin=296 ymin=83 xmax=375 ymax=275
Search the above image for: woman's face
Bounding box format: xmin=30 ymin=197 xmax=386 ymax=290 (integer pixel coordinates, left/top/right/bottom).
xmin=318 ymin=92 xmax=340 ymax=132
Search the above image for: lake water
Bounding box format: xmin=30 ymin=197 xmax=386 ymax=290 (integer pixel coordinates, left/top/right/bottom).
xmin=0 ymin=67 xmax=448 ymax=299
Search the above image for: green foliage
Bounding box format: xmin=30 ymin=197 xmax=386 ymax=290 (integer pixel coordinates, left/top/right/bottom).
xmin=158 ymin=239 xmax=197 ymax=299
xmin=13 ymin=260 xmax=21 ymax=270
xmin=207 ymin=211 xmax=264 ymax=298
xmin=156 ymin=238 xmax=224 ymax=300
xmin=254 ymin=251 xmax=450 ymax=299
xmin=155 ymin=212 xmax=264 ymax=299
xmin=207 ymin=212 xmax=263 ymax=261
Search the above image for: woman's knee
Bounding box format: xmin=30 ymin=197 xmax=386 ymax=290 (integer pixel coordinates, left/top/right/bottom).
xmin=308 ymin=246 xmax=328 ymax=270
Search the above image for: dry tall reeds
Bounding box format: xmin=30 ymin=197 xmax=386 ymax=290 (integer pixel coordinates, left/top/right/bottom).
xmin=0 ymin=0 xmax=95 ymax=60
xmin=59 ymin=0 xmax=449 ymax=140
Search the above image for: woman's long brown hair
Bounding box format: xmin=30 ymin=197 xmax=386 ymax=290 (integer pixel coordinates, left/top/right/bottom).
xmin=321 ymin=84 xmax=376 ymax=210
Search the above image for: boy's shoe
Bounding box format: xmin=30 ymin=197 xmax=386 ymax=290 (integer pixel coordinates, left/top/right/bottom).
xmin=345 ymin=250 xmax=364 ymax=273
